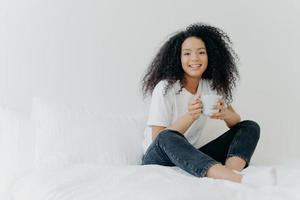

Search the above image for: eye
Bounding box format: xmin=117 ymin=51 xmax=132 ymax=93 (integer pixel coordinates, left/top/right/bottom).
xmin=199 ymin=51 xmax=206 ymax=54
xmin=183 ymin=52 xmax=190 ymax=56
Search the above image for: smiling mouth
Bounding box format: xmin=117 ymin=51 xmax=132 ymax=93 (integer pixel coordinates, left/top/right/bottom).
xmin=189 ymin=64 xmax=202 ymax=69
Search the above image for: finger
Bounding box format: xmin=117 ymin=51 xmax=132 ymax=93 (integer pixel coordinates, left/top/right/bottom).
xmin=191 ymin=97 xmax=201 ymax=103
xmin=209 ymin=116 xmax=218 ymax=119
xmin=209 ymin=114 xmax=219 ymax=119
xmin=214 ymin=104 xmax=221 ymax=109
xmin=220 ymin=99 xmax=227 ymax=108
xmin=209 ymin=112 xmax=217 ymax=117
xmin=214 ymin=103 xmax=223 ymax=110
xmin=191 ymin=100 xmax=200 ymax=106
xmin=189 ymin=103 xmax=199 ymax=110
xmin=220 ymin=105 xmax=225 ymax=110
xmin=192 ymin=107 xmax=202 ymax=112
xmin=214 ymin=112 xmax=222 ymax=117
xmin=194 ymin=94 xmax=201 ymax=100
xmin=192 ymin=101 xmax=202 ymax=106
xmin=191 ymin=111 xmax=201 ymax=117
xmin=210 ymin=111 xmax=221 ymax=117
xmin=192 ymin=96 xmax=200 ymax=103
xmin=192 ymin=104 xmax=202 ymax=111
xmin=191 ymin=108 xmax=202 ymax=114
xmin=210 ymin=113 xmax=221 ymax=119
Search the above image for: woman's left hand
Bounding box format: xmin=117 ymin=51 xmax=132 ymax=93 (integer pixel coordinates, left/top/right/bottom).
xmin=209 ymin=99 xmax=228 ymax=120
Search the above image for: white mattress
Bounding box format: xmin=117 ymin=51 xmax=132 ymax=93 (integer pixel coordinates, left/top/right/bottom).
xmin=11 ymin=161 xmax=300 ymax=200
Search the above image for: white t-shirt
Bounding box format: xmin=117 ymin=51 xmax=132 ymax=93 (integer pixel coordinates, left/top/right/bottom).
xmin=143 ymin=79 xmax=218 ymax=154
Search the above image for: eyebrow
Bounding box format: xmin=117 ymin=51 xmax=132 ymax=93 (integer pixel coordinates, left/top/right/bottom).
xmin=182 ymin=47 xmax=206 ymax=51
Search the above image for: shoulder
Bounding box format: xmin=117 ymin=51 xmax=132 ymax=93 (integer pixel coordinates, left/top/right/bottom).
xmin=153 ymin=80 xmax=168 ymax=91
xmin=152 ymin=80 xmax=178 ymax=96
xmin=151 ymin=80 xmax=179 ymax=105
xmin=152 ymin=80 xmax=167 ymax=97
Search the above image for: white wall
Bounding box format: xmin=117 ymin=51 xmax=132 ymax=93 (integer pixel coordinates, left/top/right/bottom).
xmin=0 ymin=0 xmax=299 ymax=164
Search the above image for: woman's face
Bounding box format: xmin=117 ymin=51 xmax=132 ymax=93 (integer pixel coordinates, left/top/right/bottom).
xmin=181 ymin=37 xmax=208 ymax=81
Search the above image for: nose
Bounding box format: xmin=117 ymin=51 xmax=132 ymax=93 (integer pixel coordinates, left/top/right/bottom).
xmin=191 ymin=52 xmax=200 ymax=61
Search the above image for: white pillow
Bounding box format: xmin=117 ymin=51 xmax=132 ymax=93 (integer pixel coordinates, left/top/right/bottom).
xmin=33 ymin=97 xmax=147 ymax=169
xmin=0 ymin=106 xmax=34 ymax=200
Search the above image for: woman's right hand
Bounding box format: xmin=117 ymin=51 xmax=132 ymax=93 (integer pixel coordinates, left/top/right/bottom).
xmin=187 ymin=94 xmax=203 ymax=121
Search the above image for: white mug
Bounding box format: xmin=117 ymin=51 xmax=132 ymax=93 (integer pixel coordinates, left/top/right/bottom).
xmin=201 ymin=94 xmax=222 ymax=116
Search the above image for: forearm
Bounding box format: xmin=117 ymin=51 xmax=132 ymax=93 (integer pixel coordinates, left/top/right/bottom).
xmin=224 ymin=110 xmax=241 ymax=128
xmin=166 ymin=112 xmax=196 ymax=135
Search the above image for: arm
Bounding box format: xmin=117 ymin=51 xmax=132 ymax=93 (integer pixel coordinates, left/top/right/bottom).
xmin=151 ymin=94 xmax=202 ymax=140
xmin=210 ymin=99 xmax=241 ymax=128
xmin=222 ymin=105 xmax=241 ymax=128
xmin=151 ymin=112 xmax=195 ymax=140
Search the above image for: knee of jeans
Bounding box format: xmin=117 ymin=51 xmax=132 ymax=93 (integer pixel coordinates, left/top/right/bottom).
xmin=155 ymin=129 xmax=183 ymax=146
xmin=240 ymin=120 xmax=260 ymax=140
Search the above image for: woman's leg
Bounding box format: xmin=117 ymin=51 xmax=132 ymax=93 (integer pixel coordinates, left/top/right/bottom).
xmin=142 ymin=129 xmax=220 ymax=177
xmin=225 ymin=156 xmax=246 ymax=171
xmin=198 ymin=120 xmax=260 ymax=172
xmin=206 ymin=163 xmax=242 ymax=183
xmin=142 ymin=129 xmax=242 ymax=182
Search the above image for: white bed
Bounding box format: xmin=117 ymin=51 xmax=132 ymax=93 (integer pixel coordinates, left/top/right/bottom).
xmin=1 ymin=97 xmax=300 ymax=200
xmin=11 ymin=162 xmax=300 ymax=200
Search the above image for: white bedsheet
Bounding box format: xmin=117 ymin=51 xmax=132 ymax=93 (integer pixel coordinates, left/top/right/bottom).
xmin=11 ymin=161 xmax=300 ymax=200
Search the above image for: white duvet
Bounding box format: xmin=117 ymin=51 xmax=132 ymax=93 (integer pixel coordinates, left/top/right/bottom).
xmin=11 ymin=161 xmax=300 ymax=200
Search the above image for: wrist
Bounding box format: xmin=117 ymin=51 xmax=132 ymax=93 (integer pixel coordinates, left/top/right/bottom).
xmin=223 ymin=108 xmax=231 ymax=120
xmin=185 ymin=112 xmax=197 ymax=123
xmin=223 ymin=109 xmax=241 ymax=123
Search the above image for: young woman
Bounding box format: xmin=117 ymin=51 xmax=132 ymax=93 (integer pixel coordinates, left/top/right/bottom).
xmin=141 ymin=23 xmax=275 ymax=186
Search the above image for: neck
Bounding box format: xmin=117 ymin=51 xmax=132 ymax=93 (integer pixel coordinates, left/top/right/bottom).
xmin=181 ymin=77 xmax=201 ymax=95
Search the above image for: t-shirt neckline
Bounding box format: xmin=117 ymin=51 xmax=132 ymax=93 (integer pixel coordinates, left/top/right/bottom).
xmin=182 ymin=79 xmax=202 ymax=96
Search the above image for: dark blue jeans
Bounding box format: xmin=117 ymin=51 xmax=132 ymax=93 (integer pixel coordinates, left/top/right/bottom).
xmin=142 ymin=120 xmax=260 ymax=177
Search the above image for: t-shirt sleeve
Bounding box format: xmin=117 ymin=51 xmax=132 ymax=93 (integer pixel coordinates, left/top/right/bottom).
xmin=147 ymin=81 xmax=173 ymax=127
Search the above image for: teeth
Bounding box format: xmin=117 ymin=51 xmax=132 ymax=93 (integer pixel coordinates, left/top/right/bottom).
xmin=189 ymin=64 xmax=201 ymax=68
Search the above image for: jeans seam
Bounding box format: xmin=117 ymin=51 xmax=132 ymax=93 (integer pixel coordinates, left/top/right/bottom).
xmin=154 ymin=142 xmax=170 ymax=161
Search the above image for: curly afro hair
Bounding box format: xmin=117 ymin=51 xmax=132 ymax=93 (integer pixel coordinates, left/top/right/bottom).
xmin=141 ymin=22 xmax=239 ymax=104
